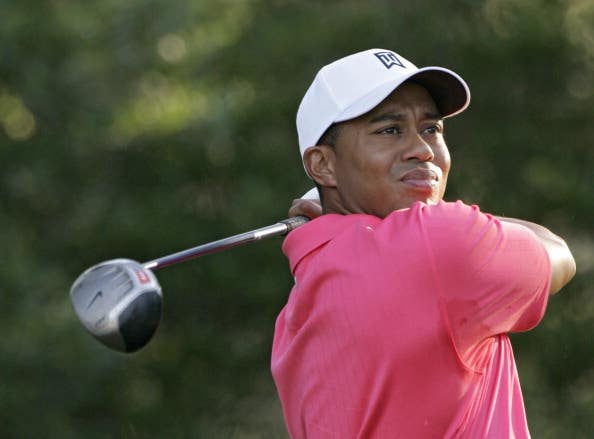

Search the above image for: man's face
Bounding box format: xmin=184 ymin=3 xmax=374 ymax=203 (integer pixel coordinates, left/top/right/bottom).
xmin=326 ymin=82 xmax=451 ymax=218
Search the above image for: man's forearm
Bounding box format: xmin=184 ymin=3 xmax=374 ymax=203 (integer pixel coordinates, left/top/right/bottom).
xmin=496 ymin=216 xmax=576 ymax=295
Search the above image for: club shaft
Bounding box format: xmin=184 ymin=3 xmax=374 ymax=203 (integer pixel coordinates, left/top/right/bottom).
xmin=142 ymin=216 xmax=309 ymax=271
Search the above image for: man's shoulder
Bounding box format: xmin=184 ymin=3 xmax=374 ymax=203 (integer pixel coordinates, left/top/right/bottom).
xmin=405 ymin=200 xmax=481 ymax=218
xmin=381 ymin=200 xmax=485 ymax=230
xmin=283 ymin=201 xmax=488 ymax=273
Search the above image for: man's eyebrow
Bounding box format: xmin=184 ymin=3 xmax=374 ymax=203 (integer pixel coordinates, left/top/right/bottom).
xmin=424 ymin=112 xmax=442 ymax=120
xmin=369 ymin=113 xmax=406 ymax=124
xmin=368 ymin=111 xmax=442 ymax=124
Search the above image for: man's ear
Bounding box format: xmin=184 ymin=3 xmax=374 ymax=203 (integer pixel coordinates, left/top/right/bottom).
xmin=303 ymin=145 xmax=337 ymax=187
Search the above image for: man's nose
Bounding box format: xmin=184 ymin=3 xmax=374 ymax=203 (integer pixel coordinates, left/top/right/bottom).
xmin=401 ymin=134 xmax=435 ymax=162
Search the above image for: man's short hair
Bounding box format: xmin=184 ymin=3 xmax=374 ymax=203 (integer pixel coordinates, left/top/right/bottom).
xmin=318 ymin=123 xmax=341 ymax=148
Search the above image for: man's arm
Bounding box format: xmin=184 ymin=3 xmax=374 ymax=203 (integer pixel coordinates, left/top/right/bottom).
xmin=496 ymin=217 xmax=576 ymax=295
xmin=288 ymin=194 xmax=576 ymax=295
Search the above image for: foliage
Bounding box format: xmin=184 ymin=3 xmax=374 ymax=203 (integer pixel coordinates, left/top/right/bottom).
xmin=1 ymin=0 xmax=592 ymax=436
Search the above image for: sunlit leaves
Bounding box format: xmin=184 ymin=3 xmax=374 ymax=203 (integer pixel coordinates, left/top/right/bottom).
xmin=0 ymin=88 xmax=36 ymax=141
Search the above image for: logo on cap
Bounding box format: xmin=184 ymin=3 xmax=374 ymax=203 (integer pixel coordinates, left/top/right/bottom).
xmin=374 ymin=51 xmax=405 ymax=69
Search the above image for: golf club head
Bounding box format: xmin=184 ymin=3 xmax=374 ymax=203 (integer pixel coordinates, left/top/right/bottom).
xmin=70 ymin=259 xmax=162 ymax=353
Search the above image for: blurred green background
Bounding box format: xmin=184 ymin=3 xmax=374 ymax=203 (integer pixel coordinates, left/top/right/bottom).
xmin=1 ymin=0 xmax=593 ymax=437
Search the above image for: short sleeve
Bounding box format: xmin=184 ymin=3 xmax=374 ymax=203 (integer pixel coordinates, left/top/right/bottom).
xmin=421 ymin=201 xmax=551 ymax=367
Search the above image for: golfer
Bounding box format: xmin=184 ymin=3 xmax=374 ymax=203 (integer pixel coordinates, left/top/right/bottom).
xmin=271 ymin=48 xmax=576 ymax=438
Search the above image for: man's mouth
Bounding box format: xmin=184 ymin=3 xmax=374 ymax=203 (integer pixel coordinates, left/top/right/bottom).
xmin=400 ymin=168 xmax=440 ymax=189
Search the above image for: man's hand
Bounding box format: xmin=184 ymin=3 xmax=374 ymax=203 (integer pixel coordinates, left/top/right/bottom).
xmin=288 ymin=198 xmax=323 ymax=219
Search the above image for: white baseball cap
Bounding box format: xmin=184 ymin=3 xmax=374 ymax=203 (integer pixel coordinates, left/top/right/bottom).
xmin=296 ymin=48 xmax=470 ymax=158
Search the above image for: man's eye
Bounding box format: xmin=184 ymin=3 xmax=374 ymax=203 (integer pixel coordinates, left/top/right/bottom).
xmin=423 ymin=124 xmax=443 ymax=135
xmin=380 ymin=126 xmax=401 ymax=135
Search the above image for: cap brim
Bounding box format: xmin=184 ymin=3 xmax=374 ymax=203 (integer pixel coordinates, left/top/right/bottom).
xmin=335 ymin=66 xmax=470 ymax=123
xmin=410 ymin=67 xmax=470 ymax=118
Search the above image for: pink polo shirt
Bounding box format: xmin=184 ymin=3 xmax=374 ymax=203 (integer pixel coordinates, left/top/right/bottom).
xmin=271 ymin=201 xmax=550 ymax=438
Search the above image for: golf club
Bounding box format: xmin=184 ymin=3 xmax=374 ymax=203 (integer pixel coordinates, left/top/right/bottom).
xmin=70 ymin=215 xmax=308 ymax=353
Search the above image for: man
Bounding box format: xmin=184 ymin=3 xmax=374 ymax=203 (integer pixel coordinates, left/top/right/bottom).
xmin=271 ymin=49 xmax=576 ymax=438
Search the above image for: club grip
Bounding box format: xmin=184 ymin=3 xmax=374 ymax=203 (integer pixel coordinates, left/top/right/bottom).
xmin=279 ymin=215 xmax=309 ymax=234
